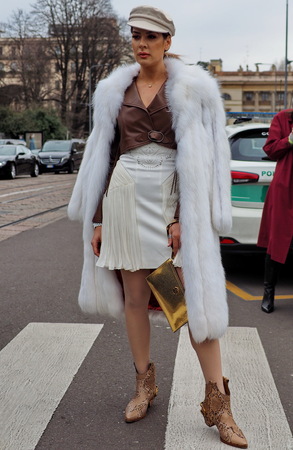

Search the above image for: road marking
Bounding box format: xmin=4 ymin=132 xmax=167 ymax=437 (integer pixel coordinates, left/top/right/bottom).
xmin=0 ymin=322 xmax=103 ymax=450
xmin=226 ymin=280 xmax=293 ymax=301
xmin=165 ymin=326 xmax=293 ymax=450
xmin=0 ymin=183 xmax=72 ymax=199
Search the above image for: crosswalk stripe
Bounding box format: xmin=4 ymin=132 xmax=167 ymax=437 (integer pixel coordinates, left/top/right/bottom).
xmin=165 ymin=326 xmax=293 ymax=450
xmin=0 ymin=322 xmax=103 ymax=450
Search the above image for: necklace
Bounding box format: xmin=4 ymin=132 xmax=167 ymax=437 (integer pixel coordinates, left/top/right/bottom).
xmin=138 ymin=73 xmax=167 ymax=89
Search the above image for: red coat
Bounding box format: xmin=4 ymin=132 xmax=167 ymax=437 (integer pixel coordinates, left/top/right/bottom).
xmin=257 ymin=109 xmax=293 ymax=263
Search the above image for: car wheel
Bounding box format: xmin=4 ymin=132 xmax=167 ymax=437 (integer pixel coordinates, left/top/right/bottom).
xmin=8 ymin=163 xmax=16 ymax=179
xmin=31 ymin=163 xmax=39 ymax=177
xmin=68 ymin=160 xmax=74 ymax=174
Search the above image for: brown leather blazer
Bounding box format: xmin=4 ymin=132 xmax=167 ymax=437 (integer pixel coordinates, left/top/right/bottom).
xmin=118 ymin=79 xmax=177 ymax=152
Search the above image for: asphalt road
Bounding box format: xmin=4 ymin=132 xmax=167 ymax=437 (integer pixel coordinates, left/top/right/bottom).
xmin=0 ymin=174 xmax=292 ymax=449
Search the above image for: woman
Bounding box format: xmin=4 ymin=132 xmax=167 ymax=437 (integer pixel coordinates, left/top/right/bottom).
xmin=258 ymin=109 xmax=293 ymax=313
xmin=68 ymin=5 xmax=247 ymax=448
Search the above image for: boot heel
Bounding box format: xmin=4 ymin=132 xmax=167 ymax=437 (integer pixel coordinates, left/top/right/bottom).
xmin=148 ymin=385 xmax=158 ymax=407
xmin=200 ymin=402 xmax=214 ymax=427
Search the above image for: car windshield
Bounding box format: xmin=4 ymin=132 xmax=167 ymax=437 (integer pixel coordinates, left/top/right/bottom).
xmin=230 ymin=129 xmax=269 ymax=161
xmin=0 ymin=146 xmax=16 ymax=155
xmin=41 ymin=141 xmax=70 ymax=152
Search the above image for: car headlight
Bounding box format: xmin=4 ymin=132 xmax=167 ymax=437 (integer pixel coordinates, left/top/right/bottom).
xmin=61 ymin=157 xmax=69 ymax=163
xmin=0 ymin=161 xmax=7 ymax=167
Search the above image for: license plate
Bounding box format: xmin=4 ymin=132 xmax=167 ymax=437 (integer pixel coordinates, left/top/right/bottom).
xmin=46 ymin=164 xmax=54 ymax=168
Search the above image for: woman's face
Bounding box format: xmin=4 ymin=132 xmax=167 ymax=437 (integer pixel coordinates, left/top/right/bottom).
xmin=131 ymin=28 xmax=171 ymax=67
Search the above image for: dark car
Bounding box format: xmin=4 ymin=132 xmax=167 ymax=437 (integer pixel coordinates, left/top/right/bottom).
xmin=38 ymin=139 xmax=85 ymax=174
xmin=0 ymin=145 xmax=39 ymax=179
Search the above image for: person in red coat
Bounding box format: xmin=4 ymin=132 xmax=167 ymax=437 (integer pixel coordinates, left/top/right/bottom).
xmin=257 ymin=109 xmax=293 ymax=313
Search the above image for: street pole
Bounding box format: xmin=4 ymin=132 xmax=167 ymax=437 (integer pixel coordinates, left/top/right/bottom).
xmin=284 ymin=0 xmax=289 ymax=109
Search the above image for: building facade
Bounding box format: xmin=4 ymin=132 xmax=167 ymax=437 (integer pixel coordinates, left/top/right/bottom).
xmin=210 ymin=60 xmax=293 ymax=116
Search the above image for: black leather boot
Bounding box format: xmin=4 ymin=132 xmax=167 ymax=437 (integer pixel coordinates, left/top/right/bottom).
xmin=261 ymin=254 xmax=281 ymax=313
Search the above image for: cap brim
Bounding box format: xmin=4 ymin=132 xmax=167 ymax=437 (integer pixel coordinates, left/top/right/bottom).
xmin=127 ymin=19 xmax=170 ymax=34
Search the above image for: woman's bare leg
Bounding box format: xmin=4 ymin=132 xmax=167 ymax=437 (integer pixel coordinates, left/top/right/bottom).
xmin=176 ymin=267 xmax=225 ymax=394
xmin=121 ymin=269 xmax=151 ymax=374
xmin=189 ymin=334 xmax=225 ymax=393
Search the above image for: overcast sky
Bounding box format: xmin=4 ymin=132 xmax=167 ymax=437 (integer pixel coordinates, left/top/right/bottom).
xmin=1 ymin=0 xmax=292 ymax=71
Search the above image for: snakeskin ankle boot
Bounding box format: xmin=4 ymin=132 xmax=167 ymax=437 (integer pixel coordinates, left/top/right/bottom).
xmin=125 ymin=362 xmax=158 ymax=423
xmin=200 ymin=377 xmax=248 ymax=449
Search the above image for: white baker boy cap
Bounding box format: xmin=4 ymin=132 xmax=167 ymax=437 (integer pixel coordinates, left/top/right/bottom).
xmin=127 ymin=5 xmax=175 ymax=36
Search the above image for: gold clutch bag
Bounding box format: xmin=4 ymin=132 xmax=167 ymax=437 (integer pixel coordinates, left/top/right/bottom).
xmin=146 ymin=258 xmax=188 ymax=332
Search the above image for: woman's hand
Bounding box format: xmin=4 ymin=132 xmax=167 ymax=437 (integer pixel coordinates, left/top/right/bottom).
xmin=91 ymin=226 xmax=102 ymax=257
xmin=167 ymin=222 xmax=181 ymax=256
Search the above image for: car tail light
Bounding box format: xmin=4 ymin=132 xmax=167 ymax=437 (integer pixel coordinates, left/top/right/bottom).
xmin=220 ymin=237 xmax=239 ymax=244
xmin=231 ymin=171 xmax=259 ymax=184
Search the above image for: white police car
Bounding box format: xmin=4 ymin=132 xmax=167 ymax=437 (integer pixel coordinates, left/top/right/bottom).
xmin=221 ymin=121 xmax=275 ymax=252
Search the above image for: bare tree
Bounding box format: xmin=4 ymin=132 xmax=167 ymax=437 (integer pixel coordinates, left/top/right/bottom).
xmin=31 ymin=0 xmax=132 ymax=134
xmin=1 ymin=1 xmax=132 ymax=134
xmin=3 ymin=10 xmax=52 ymax=107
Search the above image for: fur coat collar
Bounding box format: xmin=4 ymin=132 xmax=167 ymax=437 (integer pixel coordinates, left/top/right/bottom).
xmin=68 ymin=58 xmax=232 ymax=343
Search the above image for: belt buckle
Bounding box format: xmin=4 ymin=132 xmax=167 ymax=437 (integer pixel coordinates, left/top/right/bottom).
xmin=148 ymin=130 xmax=164 ymax=143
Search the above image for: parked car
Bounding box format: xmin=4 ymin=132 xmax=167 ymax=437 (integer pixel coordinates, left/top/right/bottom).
xmin=0 ymin=139 xmax=26 ymax=146
xmin=220 ymin=121 xmax=275 ymax=252
xmin=38 ymin=139 xmax=85 ymax=174
xmin=0 ymin=145 xmax=40 ymax=179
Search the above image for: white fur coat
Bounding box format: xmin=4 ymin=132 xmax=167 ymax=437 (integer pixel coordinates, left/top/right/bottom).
xmin=68 ymin=58 xmax=232 ymax=343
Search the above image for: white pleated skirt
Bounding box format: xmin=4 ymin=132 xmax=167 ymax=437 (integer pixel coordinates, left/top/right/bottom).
xmin=96 ymin=143 xmax=181 ymax=271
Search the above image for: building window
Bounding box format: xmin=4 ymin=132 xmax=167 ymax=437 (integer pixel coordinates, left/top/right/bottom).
xmin=70 ymin=62 xmax=76 ymax=73
xmin=259 ymin=91 xmax=271 ymax=106
xmin=0 ymin=62 xmax=4 ymax=71
xmin=276 ymin=92 xmax=284 ymax=103
xmin=243 ymin=92 xmax=254 ymax=102
xmin=260 ymin=91 xmax=271 ymax=102
xmin=222 ymin=93 xmax=231 ymax=101
xmin=10 ymin=62 xmax=18 ymax=71
xmin=0 ymin=47 xmax=3 ymax=56
xmin=11 ymin=47 xmax=16 ymax=57
xmin=55 ymin=80 xmax=60 ymax=90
